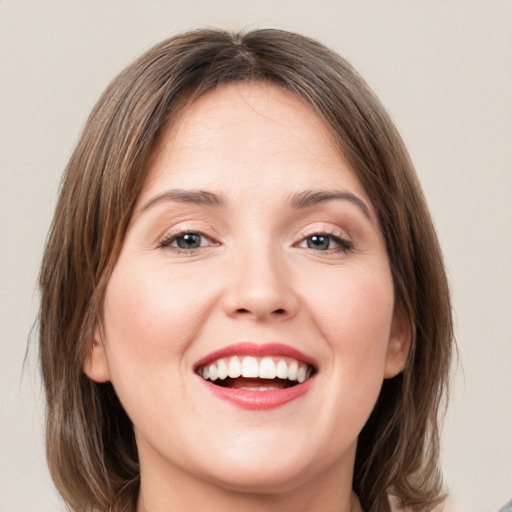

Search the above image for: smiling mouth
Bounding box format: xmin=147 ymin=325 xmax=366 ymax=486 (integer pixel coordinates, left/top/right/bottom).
xmin=196 ymin=355 xmax=315 ymax=390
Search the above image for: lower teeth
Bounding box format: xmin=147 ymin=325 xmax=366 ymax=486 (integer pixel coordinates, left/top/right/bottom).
xmin=212 ymin=378 xmax=295 ymax=389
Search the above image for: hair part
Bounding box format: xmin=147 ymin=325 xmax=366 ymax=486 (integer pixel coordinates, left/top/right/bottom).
xmin=39 ymin=28 xmax=453 ymax=512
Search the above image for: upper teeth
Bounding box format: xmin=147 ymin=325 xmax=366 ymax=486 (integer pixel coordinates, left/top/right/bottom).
xmin=199 ymin=356 xmax=312 ymax=384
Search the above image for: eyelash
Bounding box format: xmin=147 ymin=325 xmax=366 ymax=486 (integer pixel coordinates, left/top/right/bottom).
xmin=158 ymin=230 xmax=218 ymax=253
xmin=296 ymin=231 xmax=353 ymax=253
xmin=158 ymin=229 xmax=352 ymax=254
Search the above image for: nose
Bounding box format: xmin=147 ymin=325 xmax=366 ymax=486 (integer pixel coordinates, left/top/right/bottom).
xmin=222 ymin=246 xmax=298 ymax=322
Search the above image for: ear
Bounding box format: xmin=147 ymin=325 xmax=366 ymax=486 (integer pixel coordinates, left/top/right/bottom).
xmin=83 ymin=324 xmax=111 ymax=383
xmin=384 ymin=307 xmax=411 ymax=379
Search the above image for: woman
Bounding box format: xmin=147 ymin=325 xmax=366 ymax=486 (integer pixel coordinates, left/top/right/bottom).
xmin=38 ymin=28 xmax=453 ymax=512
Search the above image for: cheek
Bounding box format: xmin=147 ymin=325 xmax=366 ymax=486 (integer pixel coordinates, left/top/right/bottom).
xmin=307 ymin=263 xmax=394 ymax=337
xmin=303 ymin=264 xmax=394 ymax=386
xmin=100 ymin=260 xmax=216 ymax=391
xmin=104 ymin=260 xmax=209 ymax=348
xmin=99 ymin=260 xmax=220 ymax=437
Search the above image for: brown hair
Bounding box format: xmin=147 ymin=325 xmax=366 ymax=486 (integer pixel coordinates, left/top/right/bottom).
xmin=39 ymin=28 xmax=453 ymax=512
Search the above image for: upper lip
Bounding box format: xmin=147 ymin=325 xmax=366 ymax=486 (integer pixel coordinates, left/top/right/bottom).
xmin=193 ymin=342 xmax=318 ymax=371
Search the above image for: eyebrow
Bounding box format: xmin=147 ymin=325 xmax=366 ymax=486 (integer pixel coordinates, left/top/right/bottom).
xmin=289 ymin=190 xmax=372 ymax=219
xmin=140 ymin=187 xmax=371 ymax=220
xmin=141 ymin=189 xmax=225 ymax=211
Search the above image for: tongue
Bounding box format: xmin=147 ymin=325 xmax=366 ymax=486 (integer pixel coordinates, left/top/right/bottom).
xmin=225 ymin=377 xmax=290 ymax=390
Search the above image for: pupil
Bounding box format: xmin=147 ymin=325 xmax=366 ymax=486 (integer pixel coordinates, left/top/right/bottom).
xmin=177 ymin=233 xmax=201 ymax=249
xmin=308 ymin=235 xmax=329 ymax=250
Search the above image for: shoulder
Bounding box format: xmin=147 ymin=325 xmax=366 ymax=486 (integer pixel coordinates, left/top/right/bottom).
xmin=498 ymin=500 xmax=512 ymax=512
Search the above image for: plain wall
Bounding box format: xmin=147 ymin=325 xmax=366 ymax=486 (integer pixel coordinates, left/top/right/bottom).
xmin=1 ymin=1 xmax=511 ymax=511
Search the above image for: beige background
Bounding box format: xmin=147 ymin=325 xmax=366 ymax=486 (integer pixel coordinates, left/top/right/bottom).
xmin=1 ymin=1 xmax=511 ymax=511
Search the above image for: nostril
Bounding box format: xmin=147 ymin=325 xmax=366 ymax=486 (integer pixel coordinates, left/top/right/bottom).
xmin=235 ymin=307 xmax=287 ymax=316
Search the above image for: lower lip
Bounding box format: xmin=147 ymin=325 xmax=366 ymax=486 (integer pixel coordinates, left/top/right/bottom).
xmin=200 ymin=378 xmax=313 ymax=410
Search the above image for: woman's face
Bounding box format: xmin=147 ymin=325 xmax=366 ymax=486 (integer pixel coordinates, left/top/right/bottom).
xmin=85 ymin=83 xmax=409 ymax=495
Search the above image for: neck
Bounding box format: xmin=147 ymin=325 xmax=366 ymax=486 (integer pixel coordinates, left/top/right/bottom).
xmin=136 ymin=452 xmax=363 ymax=512
xmin=138 ymin=486 xmax=362 ymax=512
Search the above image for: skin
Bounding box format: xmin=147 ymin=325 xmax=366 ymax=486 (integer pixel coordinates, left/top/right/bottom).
xmin=85 ymin=83 xmax=410 ymax=512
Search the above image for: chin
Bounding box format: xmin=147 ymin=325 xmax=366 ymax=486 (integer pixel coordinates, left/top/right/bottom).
xmin=193 ymin=436 xmax=353 ymax=496
xmin=202 ymin=460 xmax=314 ymax=495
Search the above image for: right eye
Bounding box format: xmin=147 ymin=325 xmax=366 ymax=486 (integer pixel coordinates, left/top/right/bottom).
xmin=159 ymin=231 xmax=217 ymax=252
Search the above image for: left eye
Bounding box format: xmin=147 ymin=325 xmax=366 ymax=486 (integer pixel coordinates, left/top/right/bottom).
xmin=159 ymin=232 xmax=214 ymax=250
xmin=297 ymin=233 xmax=351 ymax=252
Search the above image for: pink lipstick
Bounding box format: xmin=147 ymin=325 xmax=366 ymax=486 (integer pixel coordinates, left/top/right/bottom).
xmin=194 ymin=343 xmax=317 ymax=410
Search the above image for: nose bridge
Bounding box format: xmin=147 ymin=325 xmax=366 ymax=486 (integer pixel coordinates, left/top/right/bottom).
xmin=223 ymin=236 xmax=297 ymax=320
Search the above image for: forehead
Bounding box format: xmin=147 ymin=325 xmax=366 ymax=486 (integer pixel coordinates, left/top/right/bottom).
xmin=140 ymin=82 xmax=371 ymax=207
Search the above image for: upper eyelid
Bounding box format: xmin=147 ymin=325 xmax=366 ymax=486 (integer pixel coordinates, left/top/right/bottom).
xmin=296 ymin=226 xmax=351 ymax=242
xmin=158 ymin=229 xmax=217 ymax=248
xmin=157 ymin=225 xmax=350 ymax=240
xmin=153 ymin=218 xmax=354 ymax=247
xmin=294 ymin=227 xmax=355 ymax=254
xmin=153 ymin=219 xmax=220 ymax=245
xmin=296 ymin=231 xmax=351 ymax=245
